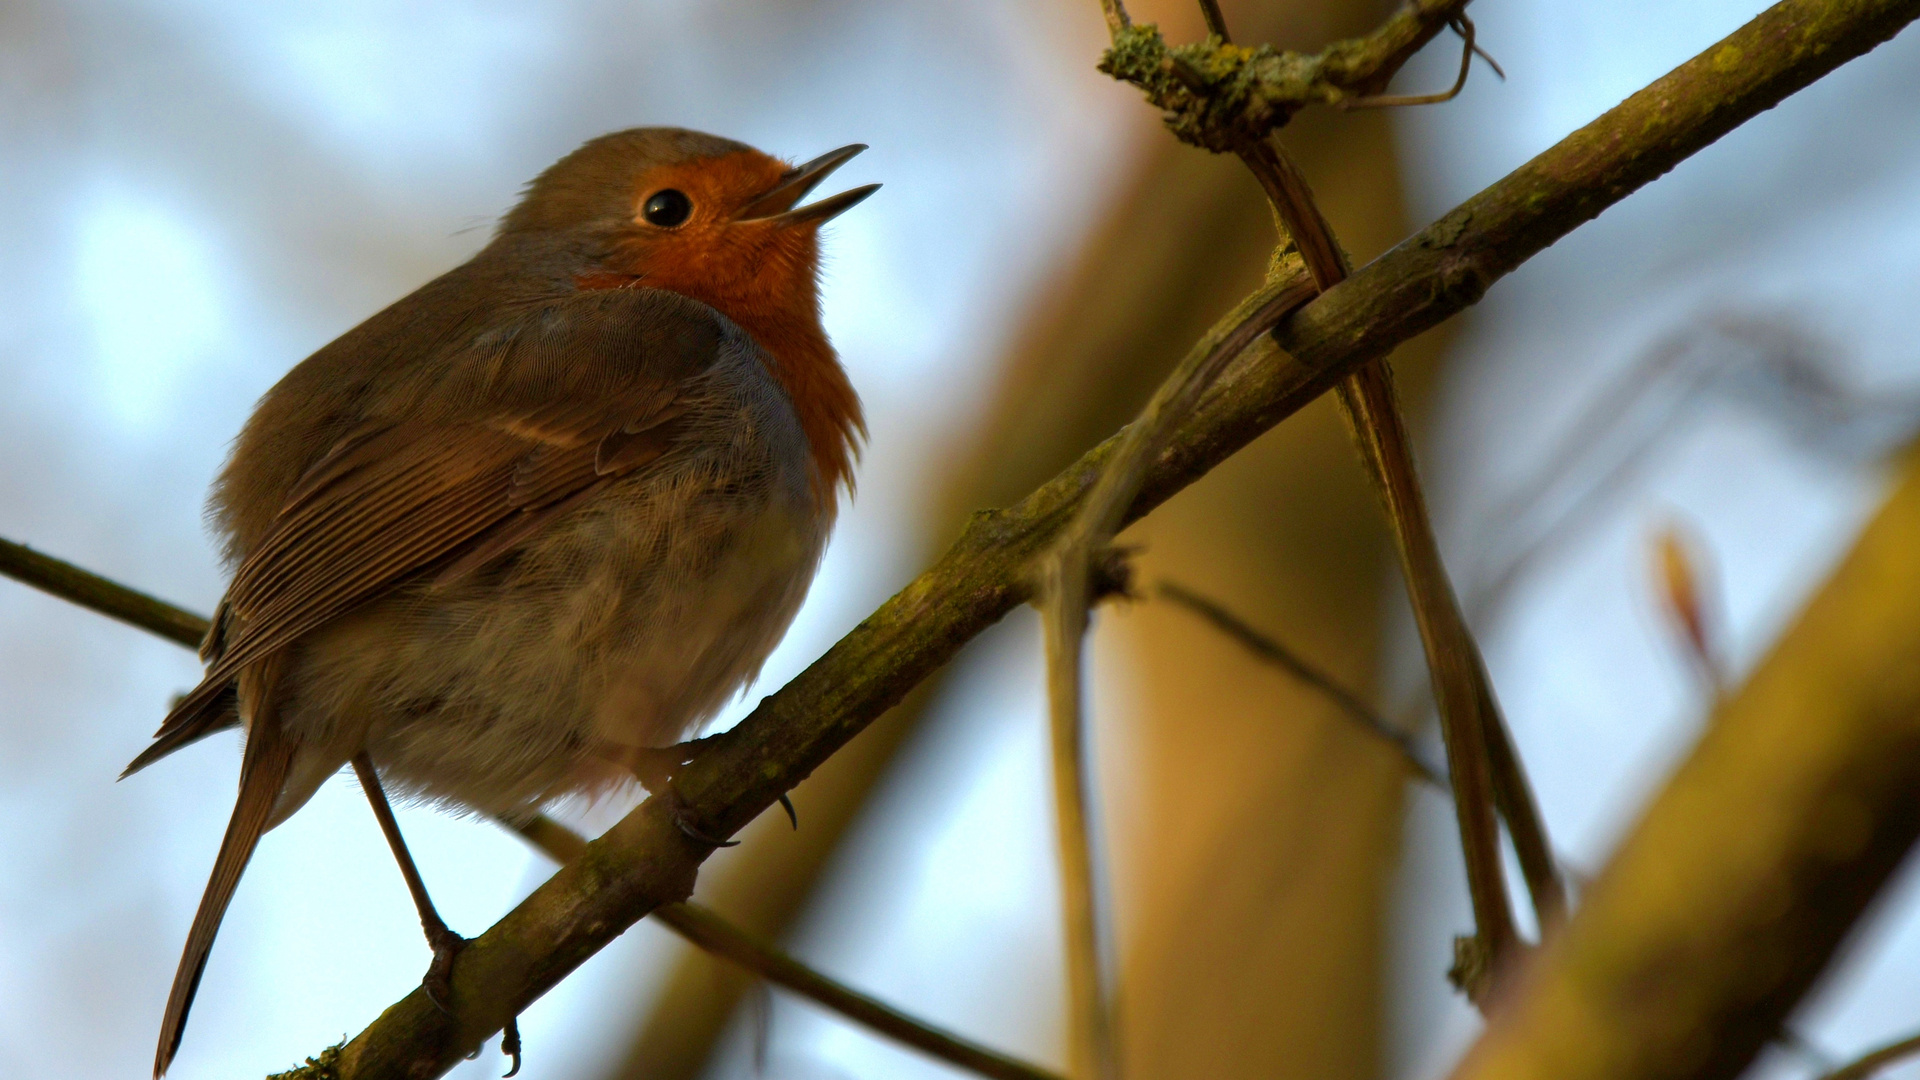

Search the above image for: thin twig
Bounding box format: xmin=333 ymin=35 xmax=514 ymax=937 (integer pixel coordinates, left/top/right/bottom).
xmin=1342 ymin=16 xmax=1483 ymax=109
xmin=1037 ymin=561 xmax=1116 ymax=1080
xmin=1035 ymin=214 xmax=1317 ymax=1077
xmin=1154 ymin=584 xmax=1641 ymax=954
xmin=1037 ymin=31 xmax=1320 ymax=1053
xmin=1815 ymin=1032 xmax=1920 ymax=1080
xmin=1156 ymin=581 xmax=1445 ymax=787
xmin=505 ymin=818 xmax=1069 ymax=1080
xmin=1237 ymin=132 xmax=1554 ymax=995
xmin=0 ymin=537 xmax=207 ymax=648
xmin=0 ymin=542 xmax=1062 ymax=1080
xmin=1466 ymin=28 xmax=1505 ymax=79
xmin=1197 ymin=0 xmax=1231 ymax=42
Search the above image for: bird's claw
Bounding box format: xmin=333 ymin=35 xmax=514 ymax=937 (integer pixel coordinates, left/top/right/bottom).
xmin=423 ymin=925 xmax=468 ymax=1016
xmin=500 ymin=1016 xmax=523 ymax=1077
xmin=625 ymin=736 xmax=740 ymax=847
xmin=423 ymin=926 xmax=523 ymax=1075
xmin=672 ymin=805 xmax=739 ymax=848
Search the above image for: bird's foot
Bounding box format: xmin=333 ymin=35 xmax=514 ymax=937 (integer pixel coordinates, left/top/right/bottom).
xmin=624 ymin=734 xmax=723 ymax=794
xmin=668 ymin=800 xmax=740 ymax=848
xmin=424 ymin=926 xmax=523 ymax=1076
xmin=620 ymin=736 xmax=744 ymax=847
xmin=422 ymin=923 xmax=468 ymax=1016
xmin=621 ymin=735 xmax=798 ymax=846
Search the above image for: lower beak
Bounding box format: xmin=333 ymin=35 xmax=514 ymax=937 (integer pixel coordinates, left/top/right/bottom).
xmin=738 ymin=144 xmax=880 ymax=225
xmin=761 ymin=183 xmax=881 ymax=226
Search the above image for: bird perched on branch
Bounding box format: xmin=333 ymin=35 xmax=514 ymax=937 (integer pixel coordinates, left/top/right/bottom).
xmin=123 ymin=127 xmax=877 ymax=1077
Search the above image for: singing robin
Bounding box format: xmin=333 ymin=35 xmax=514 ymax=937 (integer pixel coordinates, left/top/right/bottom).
xmin=123 ymin=127 xmax=877 ymax=1076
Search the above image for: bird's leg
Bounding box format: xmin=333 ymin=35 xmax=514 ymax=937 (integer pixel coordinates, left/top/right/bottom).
xmin=350 ymin=754 xmax=462 ymax=1001
xmin=351 ymin=753 xmax=522 ymax=1074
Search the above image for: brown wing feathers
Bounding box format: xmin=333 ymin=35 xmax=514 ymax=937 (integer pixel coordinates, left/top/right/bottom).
xmin=126 ymin=299 xmax=716 ymax=778
xmin=136 ymin=270 xmax=732 ymax=1079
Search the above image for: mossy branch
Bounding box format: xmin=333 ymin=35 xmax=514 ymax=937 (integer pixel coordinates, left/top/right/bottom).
xmin=298 ymin=1 xmax=1920 ymax=1075
xmin=1097 ymin=0 xmax=1470 ymax=151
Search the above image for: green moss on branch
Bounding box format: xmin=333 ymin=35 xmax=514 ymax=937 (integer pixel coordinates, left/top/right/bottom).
xmin=1097 ymin=0 xmax=1468 ymax=150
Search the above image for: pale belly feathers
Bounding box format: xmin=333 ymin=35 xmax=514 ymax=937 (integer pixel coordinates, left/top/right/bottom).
xmin=259 ymin=349 xmax=827 ymax=824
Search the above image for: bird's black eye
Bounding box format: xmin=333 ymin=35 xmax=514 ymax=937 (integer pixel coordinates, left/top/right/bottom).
xmin=642 ymin=189 xmax=693 ymax=228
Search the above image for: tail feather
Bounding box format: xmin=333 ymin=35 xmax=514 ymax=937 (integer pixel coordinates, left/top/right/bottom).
xmin=154 ymin=672 xmax=297 ymax=1078
xmin=123 ymin=683 xmax=240 ymax=779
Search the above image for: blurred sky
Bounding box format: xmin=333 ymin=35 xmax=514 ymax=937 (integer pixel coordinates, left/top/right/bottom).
xmin=2 ymin=2 xmax=1919 ymax=1080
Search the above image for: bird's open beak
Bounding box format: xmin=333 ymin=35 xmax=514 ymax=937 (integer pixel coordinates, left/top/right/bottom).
xmin=738 ymin=144 xmax=880 ymax=226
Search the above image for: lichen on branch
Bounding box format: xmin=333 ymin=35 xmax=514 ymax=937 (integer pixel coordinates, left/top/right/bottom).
xmin=1096 ymin=0 xmax=1468 ymax=151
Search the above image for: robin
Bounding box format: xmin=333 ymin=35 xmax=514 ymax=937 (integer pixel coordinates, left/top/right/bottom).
xmin=123 ymin=127 xmax=877 ymax=1076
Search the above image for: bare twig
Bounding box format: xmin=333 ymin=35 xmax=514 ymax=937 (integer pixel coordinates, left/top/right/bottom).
xmin=1342 ymin=15 xmax=1487 ymax=109
xmin=239 ymin=1 xmax=1920 ymax=1068
xmin=1036 ymin=565 xmax=1117 ymax=1080
xmin=0 ymin=541 xmax=1062 ymax=1080
xmin=1043 ymin=13 xmax=1326 ymax=1045
xmin=1162 ymin=0 xmax=1558 ymax=950
xmin=0 ymin=537 xmax=207 ymax=648
xmin=505 ymin=818 xmax=1068 ymax=1080
xmin=1155 ymin=580 xmax=1443 ymax=786
xmin=1816 ymin=1031 xmax=1920 ymax=1080
xmin=1236 ymin=127 xmax=1562 ymax=991
xmin=1036 ymin=258 xmax=1318 ymax=1078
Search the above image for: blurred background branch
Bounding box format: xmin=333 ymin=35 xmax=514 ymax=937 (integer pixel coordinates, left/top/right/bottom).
xmin=507 ymin=819 xmax=1066 ymax=1080
xmin=1448 ymin=444 xmax=1920 ymax=1080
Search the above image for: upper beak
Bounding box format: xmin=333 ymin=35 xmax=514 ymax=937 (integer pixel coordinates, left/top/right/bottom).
xmin=738 ymin=143 xmax=881 ymax=226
